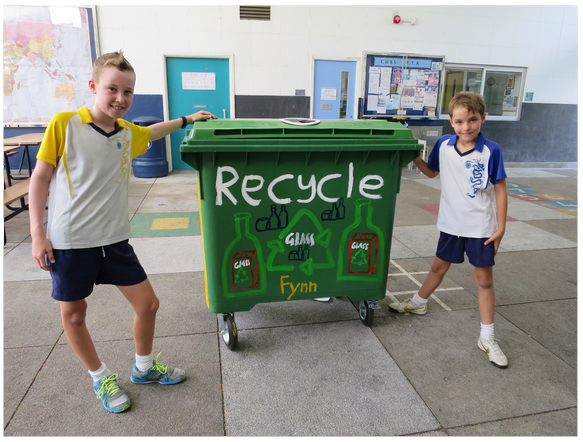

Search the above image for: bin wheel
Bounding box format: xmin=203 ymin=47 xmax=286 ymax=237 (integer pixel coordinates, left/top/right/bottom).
xmin=221 ymin=314 xmax=238 ymax=351
xmin=358 ymin=301 xmax=374 ymax=327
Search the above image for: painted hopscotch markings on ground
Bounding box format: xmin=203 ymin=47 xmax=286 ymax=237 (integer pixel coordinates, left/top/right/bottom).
xmin=386 ymin=259 xmax=466 ymax=312
xmin=507 ymin=182 xmax=577 ymax=217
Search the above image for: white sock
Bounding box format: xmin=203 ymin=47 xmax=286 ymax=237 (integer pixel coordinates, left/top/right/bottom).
xmin=412 ymin=293 xmax=428 ymax=306
xmin=135 ymin=353 xmax=154 ymax=372
xmin=88 ymin=362 xmax=112 ymax=382
xmin=481 ymin=323 xmax=495 ymax=340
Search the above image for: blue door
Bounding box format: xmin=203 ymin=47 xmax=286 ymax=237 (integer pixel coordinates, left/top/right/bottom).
xmin=313 ymin=60 xmax=357 ymax=120
xmin=166 ymin=57 xmax=231 ymax=169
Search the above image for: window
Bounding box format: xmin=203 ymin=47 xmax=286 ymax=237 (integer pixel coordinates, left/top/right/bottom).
xmin=440 ymin=64 xmax=527 ymax=121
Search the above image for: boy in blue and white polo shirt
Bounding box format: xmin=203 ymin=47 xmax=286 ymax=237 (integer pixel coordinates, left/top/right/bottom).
xmin=389 ymin=93 xmax=509 ymax=368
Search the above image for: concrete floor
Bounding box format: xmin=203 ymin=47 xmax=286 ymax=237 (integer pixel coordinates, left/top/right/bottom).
xmin=3 ymin=166 xmax=577 ymax=436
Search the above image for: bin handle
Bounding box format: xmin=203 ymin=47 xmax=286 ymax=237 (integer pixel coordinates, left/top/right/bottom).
xmin=279 ymin=118 xmax=320 ymax=126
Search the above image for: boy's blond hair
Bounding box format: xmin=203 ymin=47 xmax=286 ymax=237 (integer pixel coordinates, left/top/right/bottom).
xmin=92 ymin=50 xmax=134 ymax=82
xmin=448 ymin=92 xmax=486 ymax=118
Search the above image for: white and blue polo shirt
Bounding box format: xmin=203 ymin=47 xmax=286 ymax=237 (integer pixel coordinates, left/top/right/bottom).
xmin=427 ymin=133 xmax=506 ymax=239
xmin=37 ymin=107 xmax=151 ymax=249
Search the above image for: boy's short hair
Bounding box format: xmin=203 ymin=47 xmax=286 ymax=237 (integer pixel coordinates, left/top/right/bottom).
xmin=92 ymin=50 xmax=134 ymax=82
xmin=448 ymin=92 xmax=486 ymax=117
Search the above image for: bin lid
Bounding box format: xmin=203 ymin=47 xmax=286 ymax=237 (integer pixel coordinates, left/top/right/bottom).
xmin=181 ymin=118 xmax=422 ymax=153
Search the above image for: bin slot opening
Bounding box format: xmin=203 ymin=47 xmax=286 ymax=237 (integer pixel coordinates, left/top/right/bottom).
xmin=242 ymin=129 xmax=283 ymax=136
xmin=284 ymin=128 xmax=332 ymax=135
xmin=371 ymin=130 xmax=395 ymax=136
xmin=214 ymin=129 xmax=242 ymax=136
xmin=333 ymin=129 xmax=371 ymax=136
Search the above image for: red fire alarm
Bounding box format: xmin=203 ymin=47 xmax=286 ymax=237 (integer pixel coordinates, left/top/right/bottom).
xmin=393 ymin=15 xmax=401 ymax=24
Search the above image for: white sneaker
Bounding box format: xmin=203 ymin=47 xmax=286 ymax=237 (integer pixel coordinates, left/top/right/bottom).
xmin=388 ymin=298 xmax=427 ymax=315
xmin=313 ymin=298 xmax=331 ymax=302
xmin=478 ymin=337 xmax=509 ymax=368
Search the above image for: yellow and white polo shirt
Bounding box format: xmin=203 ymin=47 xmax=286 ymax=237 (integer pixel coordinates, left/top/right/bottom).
xmin=37 ymin=107 xmax=151 ymax=249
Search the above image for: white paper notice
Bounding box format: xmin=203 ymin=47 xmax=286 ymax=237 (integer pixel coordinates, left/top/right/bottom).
xmin=321 ymin=88 xmax=337 ymax=100
xmin=377 ymin=94 xmax=387 ymax=114
xmin=182 ymin=72 xmax=216 ymax=90
xmin=368 ymin=73 xmax=380 ymax=94
xmin=367 ymin=95 xmax=378 ymax=111
xmin=380 ymin=67 xmax=392 ymax=88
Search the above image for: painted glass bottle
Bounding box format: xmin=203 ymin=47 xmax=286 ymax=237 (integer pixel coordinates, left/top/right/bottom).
xmin=222 ymin=212 xmax=266 ymax=297
xmin=337 ymin=199 xmax=385 ymax=282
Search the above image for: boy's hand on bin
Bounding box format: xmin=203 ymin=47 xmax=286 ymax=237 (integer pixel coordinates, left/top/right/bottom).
xmin=187 ymin=111 xmax=217 ymax=124
xmin=149 ymin=111 xmax=218 ymax=140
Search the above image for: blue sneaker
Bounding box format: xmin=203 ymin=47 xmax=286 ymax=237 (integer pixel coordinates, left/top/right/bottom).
xmin=94 ymin=374 xmax=131 ymax=413
xmin=130 ymin=352 xmax=185 ymax=385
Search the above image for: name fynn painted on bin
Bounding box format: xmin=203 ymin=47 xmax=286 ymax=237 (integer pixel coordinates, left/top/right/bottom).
xmin=215 ymin=162 xmax=384 ymax=207
xmin=280 ymin=275 xmax=318 ymax=300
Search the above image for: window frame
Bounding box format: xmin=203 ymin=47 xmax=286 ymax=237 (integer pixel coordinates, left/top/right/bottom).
xmin=439 ymin=63 xmax=528 ymax=122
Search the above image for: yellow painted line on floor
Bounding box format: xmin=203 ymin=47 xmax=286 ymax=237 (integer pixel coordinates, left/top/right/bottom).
xmin=150 ymin=217 xmax=190 ymax=230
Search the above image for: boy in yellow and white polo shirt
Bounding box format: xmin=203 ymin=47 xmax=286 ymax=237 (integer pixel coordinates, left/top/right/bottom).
xmin=29 ymin=51 xmax=217 ymax=413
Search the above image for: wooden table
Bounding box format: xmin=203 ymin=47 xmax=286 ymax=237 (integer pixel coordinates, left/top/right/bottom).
xmin=4 ymin=132 xmax=44 ymax=186
xmin=4 ymin=133 xmax=45 ymax=244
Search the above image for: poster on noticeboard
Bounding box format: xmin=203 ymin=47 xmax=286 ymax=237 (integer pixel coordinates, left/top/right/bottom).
xmin=362 ymin=52 xmax=444 ymax=119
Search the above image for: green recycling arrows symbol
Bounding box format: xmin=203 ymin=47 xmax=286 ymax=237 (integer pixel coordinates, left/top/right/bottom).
xmin=267 ymin=208 xmax=335 ymax=276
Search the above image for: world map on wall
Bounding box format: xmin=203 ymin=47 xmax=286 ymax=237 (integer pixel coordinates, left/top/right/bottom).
xmin=3 ymin=6 xmax=95 ymax=125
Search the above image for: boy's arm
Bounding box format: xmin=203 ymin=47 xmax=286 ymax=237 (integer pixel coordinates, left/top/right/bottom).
xmin=413 ymin=156 xmax=439 ymax=178
xmin=484 ymin=178 xmax=508 ymax=254
xmin=29 ymin=160 xmax=55 ymax=270
xmin=149 ymin=110 xmax=217 ymax=141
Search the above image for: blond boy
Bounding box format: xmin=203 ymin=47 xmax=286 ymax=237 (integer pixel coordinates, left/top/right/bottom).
xmin=29 ymin=51 xmax=217 ymax=412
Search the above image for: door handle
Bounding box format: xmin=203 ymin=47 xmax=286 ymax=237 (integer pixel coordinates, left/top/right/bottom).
xmin=223 ymin=109 xmax=226 ymax=119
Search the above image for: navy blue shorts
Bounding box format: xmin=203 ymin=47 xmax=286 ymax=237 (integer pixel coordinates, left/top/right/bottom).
xmin=49 ymin=240 xmax=147 ymax=302
xmin=436 ymin=232 xmax=495 ymax=268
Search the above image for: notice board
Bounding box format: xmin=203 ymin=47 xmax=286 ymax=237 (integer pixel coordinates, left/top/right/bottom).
xmin=362 ymin=52 xmax=444 ymax=119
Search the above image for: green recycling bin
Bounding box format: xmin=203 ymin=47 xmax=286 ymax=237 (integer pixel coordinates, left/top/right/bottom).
xmin=181 ymin=118 xmax=421 ymax=350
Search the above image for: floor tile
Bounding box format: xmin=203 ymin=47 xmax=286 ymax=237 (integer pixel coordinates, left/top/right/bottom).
xmin=129 ymin=236 xmax=204 ymax=274
xmin=4 ymin=346 xmax=54 ymax=427
xmin=524 ymin=218 xmax=577 ymax=242
xmin=221 ymin=320 xmax=440 ymax=436
xmin=505 ymin=169 xmax=569 ymax=178
xmin=3 ymin=242 xmax=52 ymax=282
xmin=136 ymin=183 xmax=199 ymax=213
xmin=447 ymin=408 xmax=577 ymax=436
xmin=497 ymin=299 xmax=577 ymax=368
xmin=392 ymin=225 xmax=440 ymax=257
xmin=508 ymin=198 xmax=574 ymax=221
xmin=498 ymin=221 xmax=576 ymax=252
xmin=373 ymin=310 xmax=577 ymax=429
xmin=5 ymin=336 xmax=224 ymax=437
xmin=4 ymin=279 xmax=61 ymax=347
